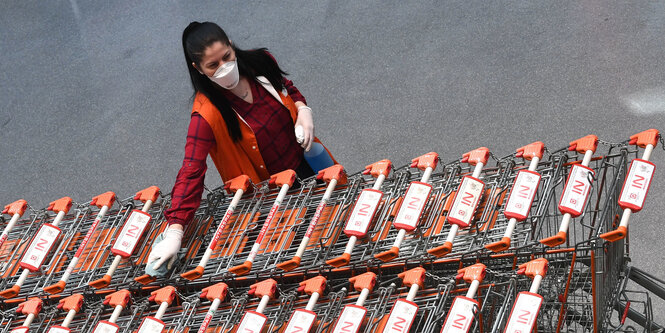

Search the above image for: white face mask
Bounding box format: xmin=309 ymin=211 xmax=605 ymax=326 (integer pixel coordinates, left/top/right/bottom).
xmin=209 ymin=60 xmax=239 ymax=89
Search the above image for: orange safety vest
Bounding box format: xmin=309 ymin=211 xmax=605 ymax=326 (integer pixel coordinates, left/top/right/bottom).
xmin=192 ymin=76 xmax=337 ymax=184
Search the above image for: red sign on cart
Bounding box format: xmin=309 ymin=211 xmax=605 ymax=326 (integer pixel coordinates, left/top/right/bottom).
xmin=504 ymin=170 xmax=541 ymax=221
xmin=20 ymin=223 xmax=61 ymax=271
xmin=394 ymin=182 xmax=432 ymax=231
xmin=136 ymin=317 xmax=165 ymax=333
xmin=284 ymin=309 xmax=317 ymax=333
xmin=46 ymin=326 xmax=71 ymax=333
xmin=618 ymin=159 xmax=655 ymax=212
xmin=448 ymin=177 xmax=485 ymax=228
xmin=558 ymin=164 xmax=595 ymax=217
xmin=440 ymin=296 xmax=478 ymax=333
xmin=504 ymin=291 xmax=543 ymax=333
xmin=344 ymin=189 xmax=383 ymax=237
xmin=92 ymin=321 xmax=120 ymax=333
xmin=112 ymin=209 xmax=151 ymax=258
xmin=381 ymin=299 xmax=419 ymax=333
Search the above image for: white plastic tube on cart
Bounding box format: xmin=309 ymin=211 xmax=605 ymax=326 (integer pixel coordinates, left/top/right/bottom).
xmin=91 ymin=289 xmax=132 ymax=333
xmin=0 ymin=197 xmax=73 ymax=299
xmin=283 ymin=276 xmax=327 ymax=333
xmin=504 ymin=258 xmax=549 ymax=333
xmin=234 ymin=279 xmax=278 ymax=333
xmin=378 ymin=267 xmax=427 ymax=333
xmin=44 ymin=191 xmax=116 ymax=294
xmin=136 ymin=286 xmax=178 ymax=333
xmin=601 ymin=129 xmax=659 ymax=242
xmin=197 ymin=282 xmax=229 ymax=332
xmin=440 ymin=263 xmax=487 ymax=333
xmin=9 ymin=298 xmax=42 ymax=333
xmin=46 ymin=294 xmax=84 ymax=333
xmin=181 ymin=176 xmax=250 ymax=280
xmin=331 ymin=272 xmax=377 ymax=333
xmin=326 ymin=160 xmax=392 ymax=268
xmin=540 ymin=135 xmax=598 ymax=247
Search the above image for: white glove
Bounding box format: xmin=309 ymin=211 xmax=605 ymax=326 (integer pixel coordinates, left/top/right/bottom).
xmin=295 ymin=106 xmax=314 ymax=152
xmin=147 ymin=227 xmax=183 ymax=270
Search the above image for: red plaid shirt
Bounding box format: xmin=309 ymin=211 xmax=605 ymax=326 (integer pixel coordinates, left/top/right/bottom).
xmin=166 ymin=77 xmax=306 ymax=226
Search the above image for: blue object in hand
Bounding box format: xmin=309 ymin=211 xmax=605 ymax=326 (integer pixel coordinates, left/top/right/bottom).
xmin=305 ymin=142 xmax=334 ymax=173
xmin=145 ymin=232 xmax=187 ymax=278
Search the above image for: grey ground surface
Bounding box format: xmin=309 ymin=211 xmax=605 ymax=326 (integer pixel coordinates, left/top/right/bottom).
xmin=2 ymin=0 xmax=664 ymax=325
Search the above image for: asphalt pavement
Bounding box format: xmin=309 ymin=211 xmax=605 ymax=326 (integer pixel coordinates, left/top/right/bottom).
xmin=1 ymin=0 xmax=664 ymax=324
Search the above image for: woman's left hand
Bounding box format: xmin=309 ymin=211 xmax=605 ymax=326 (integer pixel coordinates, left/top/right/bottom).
xmin=295 ymin=105 xmax=314 ymax=152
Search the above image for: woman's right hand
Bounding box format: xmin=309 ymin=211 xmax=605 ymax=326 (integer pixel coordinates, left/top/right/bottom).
xmin=295 ymin=105 xmax=314 ymax=152
xmin=147 ymin=224 xmax=184 ymax=270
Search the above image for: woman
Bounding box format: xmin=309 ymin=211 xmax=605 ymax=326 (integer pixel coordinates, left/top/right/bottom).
xmin=148 ymin=21 xmax=328 ymax=270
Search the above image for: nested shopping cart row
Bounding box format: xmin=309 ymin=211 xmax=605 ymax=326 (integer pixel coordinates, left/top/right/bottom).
xmin=0 ymin=129 xmax=661 ymax=332
xmin=0 ymin=186 xmax=169 ymax=300
xmin=0 ymin=132 xmax=656 ymax=287
xmin=1 ymin=249 xmax=650 ymax=333
xmin=169 ymin=132 xmax=654 ymax=280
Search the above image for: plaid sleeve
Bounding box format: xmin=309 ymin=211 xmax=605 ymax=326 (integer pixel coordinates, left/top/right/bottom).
xmin=165 ymin=113 xmax=215 ymax=226
xmin=283 ymin=77 xmax=307 ymax=105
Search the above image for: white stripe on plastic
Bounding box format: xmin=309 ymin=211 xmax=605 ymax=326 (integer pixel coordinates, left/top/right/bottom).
xmin=306 ymin=292 xmax=320 ymax=311
xmin=154 ymin=302 xmax=169 ymax=320
xmin=256 ymin=295 xmax=271 ymax=314
xmin=530 ymin=274 xmax=543 ymax=294
xmin=62 ymin=309 xmax=77 ymax=328
xmin=356 ymin=288 xmax=370 ymax=306
xmin=406 ymin=284 xmax=420 ymax=302
xmin=109 ymin=305 xmax=123 ymax=323
xmin=465 ymin=280 xmax=480 ymax=298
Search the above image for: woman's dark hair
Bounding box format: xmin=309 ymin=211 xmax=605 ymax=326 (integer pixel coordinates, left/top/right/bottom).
xmin=182 ymin=21 xmax=288 ymax=141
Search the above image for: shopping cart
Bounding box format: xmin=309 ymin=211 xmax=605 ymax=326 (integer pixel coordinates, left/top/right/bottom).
xmin=35 ymin=194 xmax=137 ymax=295
xmin=421 ymin=150 xmax=514 ymax=260
xmin=0 ymin=131 xmax=660 ymax=333
xmin=75 ymin=188 xmax=168 ymax=291
xmin=325 ymin=160 xmax=411 ymax=269
xmin=179 ymin=168 xmax=363 ymax=283
xmin=161 ymin=180 xmax=268 ymax=283
xmin=0 ymin=197 xmax=82 ymax=300
xmin=230 ymin=168 xmax=361 ymax=276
